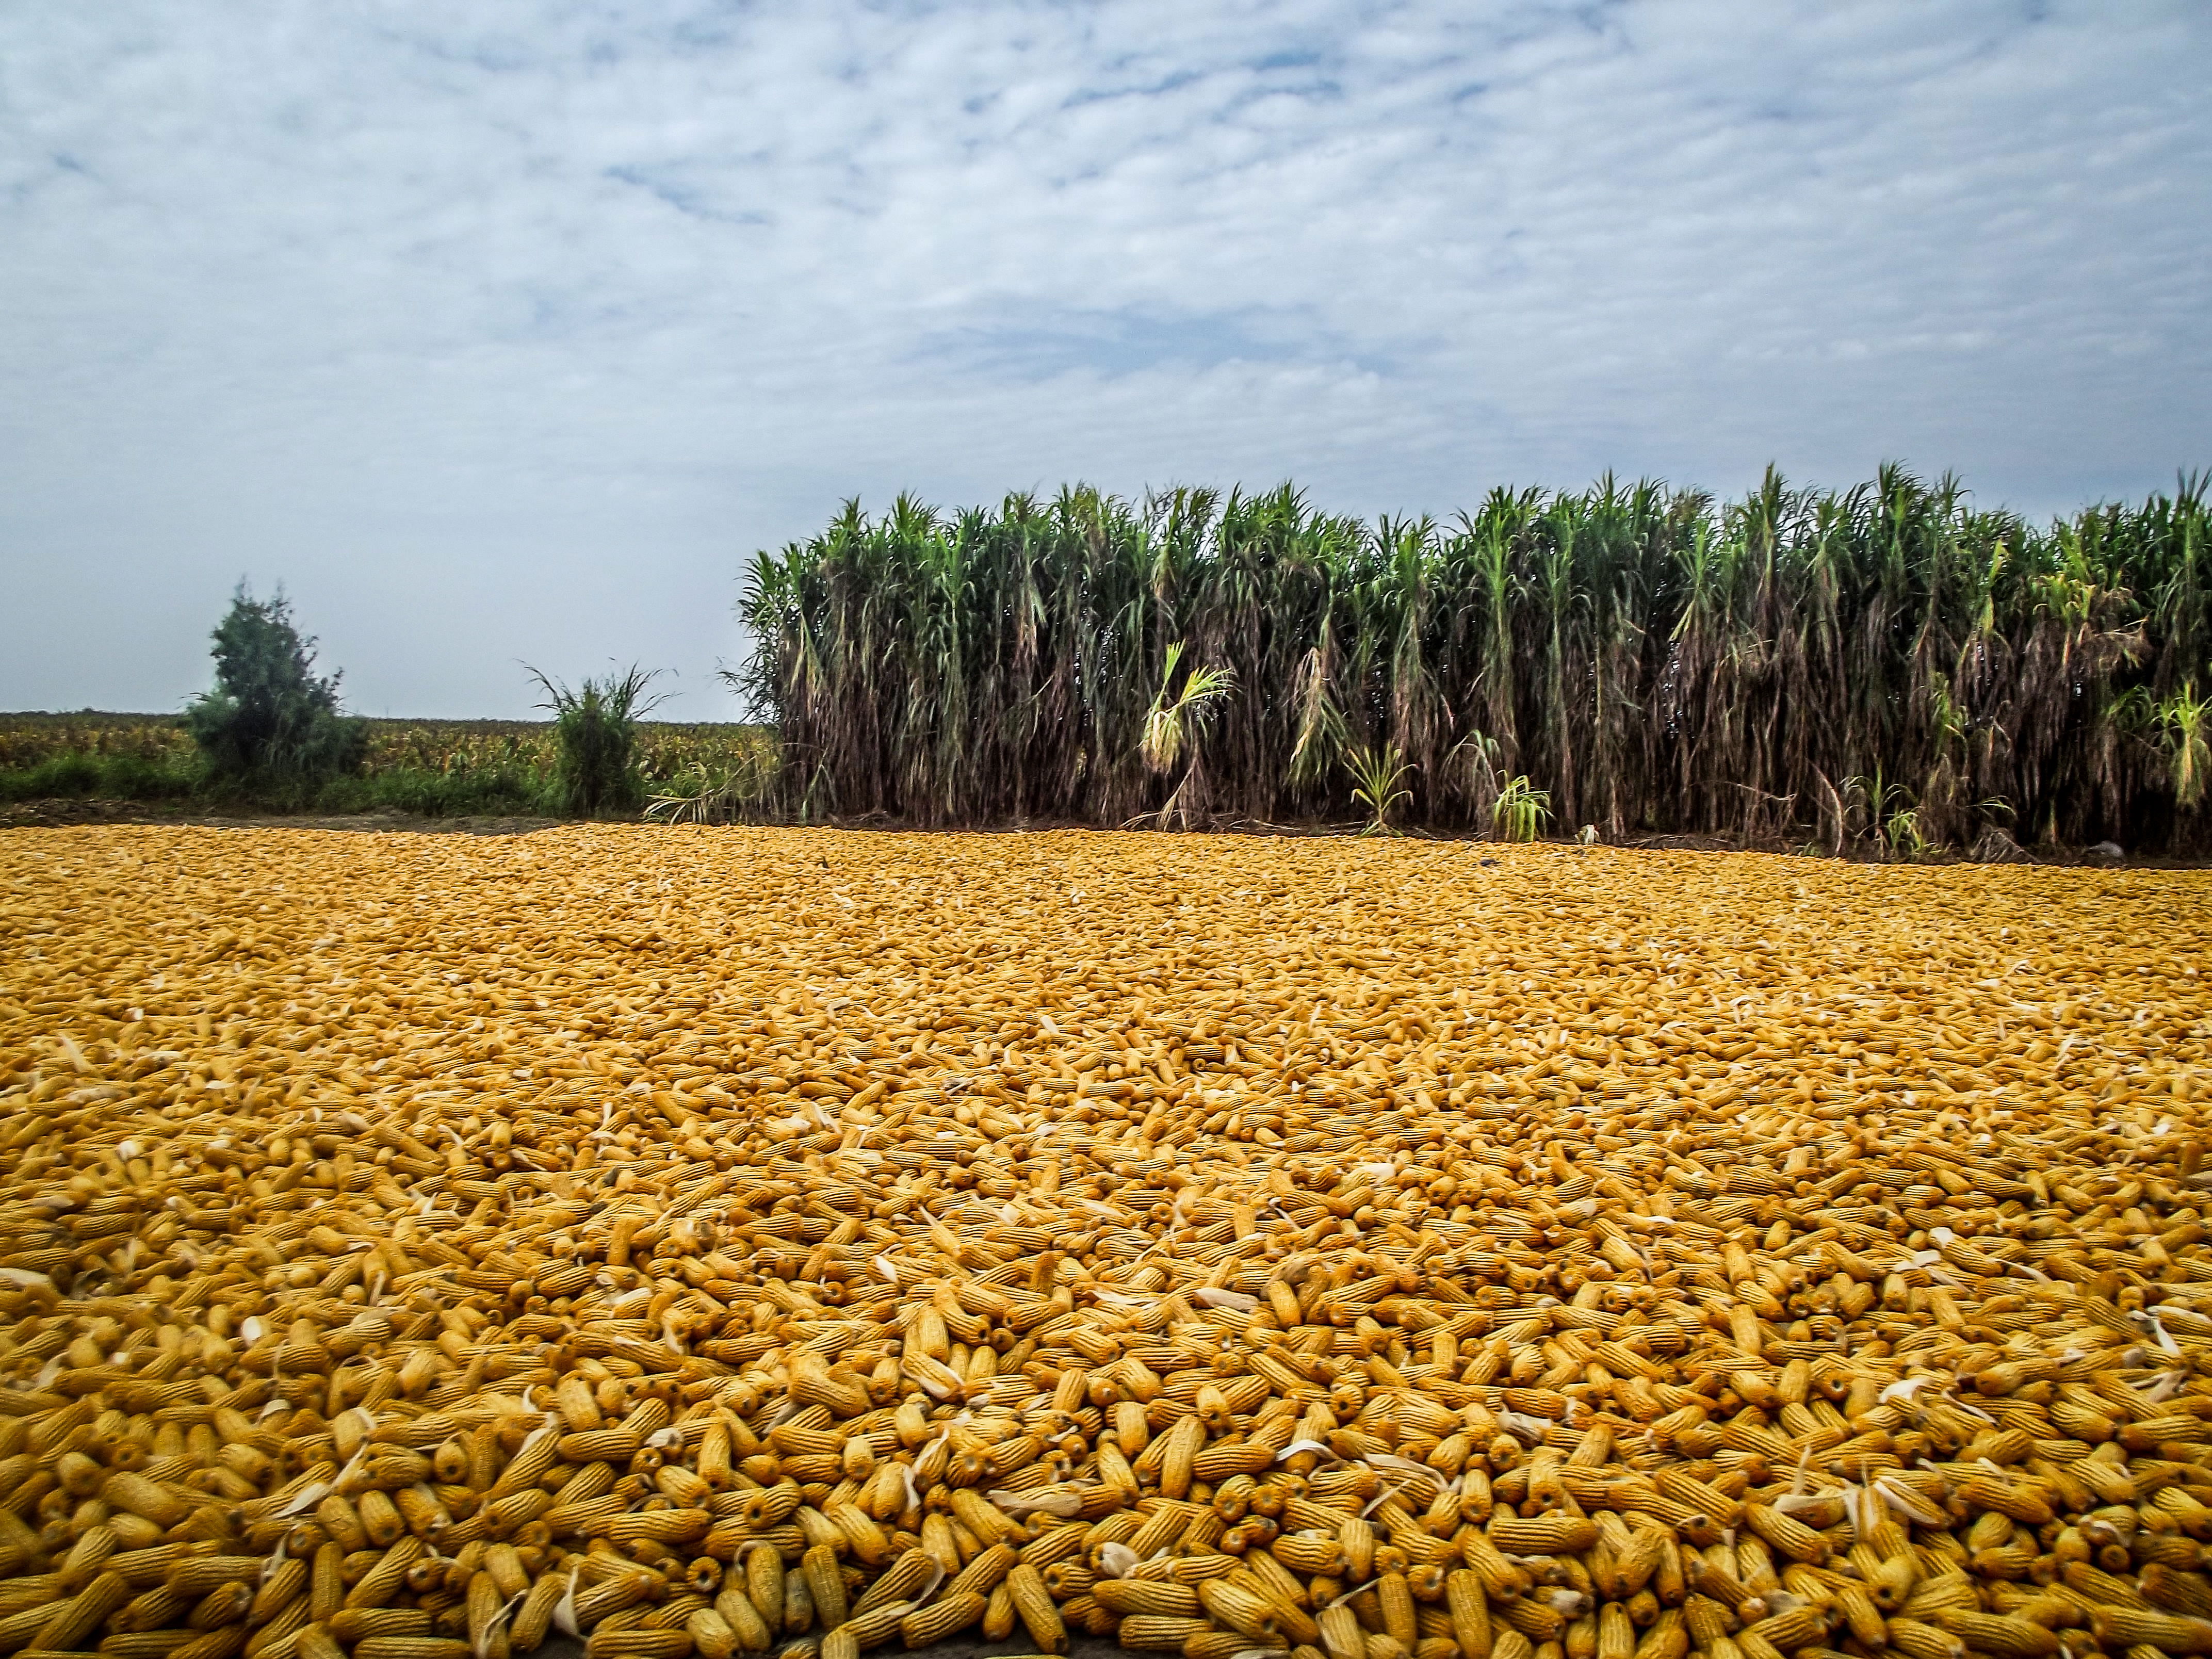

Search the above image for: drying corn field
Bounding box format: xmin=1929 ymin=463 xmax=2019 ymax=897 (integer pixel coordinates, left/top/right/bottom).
xmin=3 ymin=827 xmax=2211 ymax=1659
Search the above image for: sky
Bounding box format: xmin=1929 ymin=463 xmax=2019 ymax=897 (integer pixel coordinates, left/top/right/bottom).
xmin=4 ymin=2 xmax=2208 ymax=719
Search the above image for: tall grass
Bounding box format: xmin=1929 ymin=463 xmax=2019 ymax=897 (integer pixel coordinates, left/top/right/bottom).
xmin=737 ymin=468 xmax=2212 ymax=849
xmin=527 ymin=666 xmax=662 ymax=817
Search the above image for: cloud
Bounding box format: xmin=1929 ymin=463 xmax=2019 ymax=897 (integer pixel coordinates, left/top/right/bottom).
xmin=1 ymin=0 xmax=2207 ymax=715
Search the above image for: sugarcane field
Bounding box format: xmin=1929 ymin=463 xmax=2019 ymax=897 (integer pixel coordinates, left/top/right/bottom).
xmin=2 ymin=823 xmax=2208 ymax=1659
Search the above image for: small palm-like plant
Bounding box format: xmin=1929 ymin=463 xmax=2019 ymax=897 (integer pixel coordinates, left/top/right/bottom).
xmin=1344 ymin=743 xmax=1413 ymax=835
xmin=1286 ymin=645 xmax=1348 ymax=795
xmin=1884 ymin=807 xmax=1927 ymax=860
xmin=1843 ymin=766 xmax=1924 ymax=858
xmin=2156 ymin=681 xmax=2210 ymax=809
xmin=1449 ymin=728 xmax=1506 ymax=824
xmin=1493 ymin=775 xmax=1551 ymax=843
xmin=1141 ymin=644 xmax=1236 ymax=772
xmin=644 ymin=775 xmax=722 ymax=826
xmin=1142 ymin=644 xmax=1237 ymax=828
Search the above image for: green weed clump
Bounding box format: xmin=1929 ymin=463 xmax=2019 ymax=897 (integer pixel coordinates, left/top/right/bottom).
xmin=527 ymin=665 xmax=662 ymax=818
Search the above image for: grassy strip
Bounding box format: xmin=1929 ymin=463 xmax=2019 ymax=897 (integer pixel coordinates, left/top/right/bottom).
xmin=0 ymin=752 xmax=202 ymax=803
xmin=0 ymin=752 xmax=555 ymax=817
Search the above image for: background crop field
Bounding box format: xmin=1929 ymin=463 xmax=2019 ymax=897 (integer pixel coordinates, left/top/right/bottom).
xmin=0 ymin=712 xmax=774 ymax=816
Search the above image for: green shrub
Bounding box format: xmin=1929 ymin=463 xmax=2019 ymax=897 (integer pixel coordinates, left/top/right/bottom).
xmin=0 ymin=751 xmax=201 ymax=803
xmin=186 ymin=586 xmax=365 ymax=785
xmin=527 ymin=666 xmax=661 ymax=817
